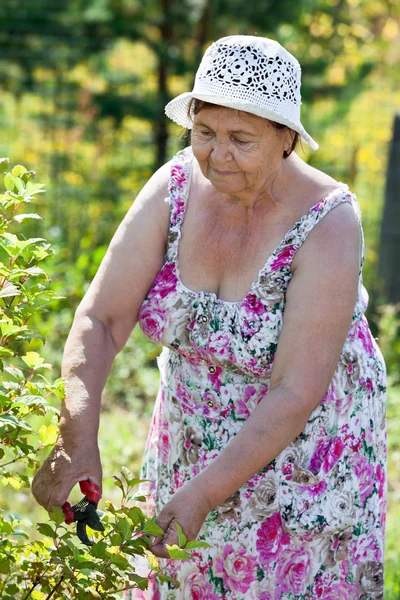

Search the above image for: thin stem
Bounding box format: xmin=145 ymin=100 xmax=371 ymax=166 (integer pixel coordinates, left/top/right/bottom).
xmin=0 ymin=456 xmax=23 ymax=468
xmin=45 ymin=575 xmax=64 ymax=600
xmin=22 ymin=575 xmax=42 ymax=600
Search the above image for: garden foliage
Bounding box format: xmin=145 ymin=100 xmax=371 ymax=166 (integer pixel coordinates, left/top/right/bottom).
xmin=0 ymin=161 xmax=205 ymax=599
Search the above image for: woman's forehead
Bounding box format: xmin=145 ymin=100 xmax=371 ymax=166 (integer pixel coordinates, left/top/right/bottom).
xmin=193 ymin=107 xmax=267 ymax=134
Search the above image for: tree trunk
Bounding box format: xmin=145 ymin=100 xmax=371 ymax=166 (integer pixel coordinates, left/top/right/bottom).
xmin=379 ymin=113 xmax=400 ymax=302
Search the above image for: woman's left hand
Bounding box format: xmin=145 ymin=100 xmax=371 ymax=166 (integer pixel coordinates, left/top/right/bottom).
xmin=150 ymin=480 xmax=212 ymax=558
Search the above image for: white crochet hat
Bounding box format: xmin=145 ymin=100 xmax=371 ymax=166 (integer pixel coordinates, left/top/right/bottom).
xmin=165 ymin=35 xmax=318 ymax=151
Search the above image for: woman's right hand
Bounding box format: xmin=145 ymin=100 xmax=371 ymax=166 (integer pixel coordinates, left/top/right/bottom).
xmin=31 ymin=433 xmax=103 ymax=513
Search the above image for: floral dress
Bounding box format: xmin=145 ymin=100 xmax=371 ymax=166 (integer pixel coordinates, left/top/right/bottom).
xmin=126 ymin=146 xmax=387 ymax=600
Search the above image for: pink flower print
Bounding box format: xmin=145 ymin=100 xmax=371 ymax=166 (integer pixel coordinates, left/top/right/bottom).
xmin=376 ymin=463 xmax=385 ymax=499
xmin=241 ymin=316 xmax=261 ymax=337
xmin=359 ymin=377 xmax=373 ymax=391
xmin=243 ymin=294 xmax=265 ymax=316
xmin=334 ymin=392 xmax=354 ymax=416
xmin=321 ymin=383 xmax=335 ymax=405
xmin=159 ymin=420 xmax=170 ymax=462
xmin=322 ymin=437 xmax=345 ymax=473
xmin=245 ymin=385 xmax=257 ymax=402
xmin=256 ymin=512 xmax=290 ymax=566
xmin=349 ymin=533 xmax=383 ymax=565
xmin=276 ymin=546 xmax=311 ymax=596
xmin=170 ymin=164 xmax=186 ymax=189
xmin=173 ymin=466 xmax=189 ymax=491
xmin=207 ymin=332 xmax=232 ymax=361
xmin=139 ymin=303 xmax=166 ymax=344
xmin=316 ymin=581 xmax=360 ymax=599
xmin=213 ymin=544 xmax=258 ymax=594
xmin=236 ymin=385 xmax=257 ymax=418
xmin=303 ymin=480 xmax=327 ymax=500
xmin=236 ymin=399 xmax=250 ymax=419
xmin=152 ymin=262 xmax=178 ymax=299
xmin=357 ymin=317 xmax=374 ymax=355
xmin=180 ymin=571 xmax=219 ymax=600
xmin=312 ymin=200 xmax=326 ymax=212
xmin=350 ymin=453 xmax=375 ymax=507
xmin=207 ymin=365 xmax=223 ymax=392
xmin=176 ymin=381 xmax=194 ymax=409
xmin=270 ymin=245 xmax=296 ymax=271
xmin=309 ymin=437 xmax=332 ymax=475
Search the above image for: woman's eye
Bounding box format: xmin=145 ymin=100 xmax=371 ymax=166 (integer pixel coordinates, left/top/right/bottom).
xmin=234 ymin=138 xmax=248 ymax=145
xmin=200 ymin=131 xmax=213 ymax=136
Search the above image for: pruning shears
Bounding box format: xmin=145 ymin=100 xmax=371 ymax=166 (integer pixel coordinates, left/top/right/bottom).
xmin=62 ymin=480 xmax=104 ymax=546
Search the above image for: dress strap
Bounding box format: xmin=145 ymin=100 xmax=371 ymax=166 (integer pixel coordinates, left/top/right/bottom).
xmin=267 ymin=186 xmax=365 ymax=276
xmin=164 ymin=146 xmax=193 ymax=263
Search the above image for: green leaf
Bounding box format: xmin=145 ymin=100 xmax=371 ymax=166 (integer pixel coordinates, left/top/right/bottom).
xmin=0 ymin=283 xmax=21 ymax=299
xmin=87 ymin=588 xmax=102 ymax=599
xmin=91 ymin=541 xmax=107 ymax=559
xmin=11 ymin=165 xmax=27 ymax=178
xmin=0 ymin=559 xmax=11 ymax=574
xmin=126 ymin=506 xmax=144 ymax=527
xmin=165 ymin=544 xmax=191 ymax=560
xmin=185 ymin=540 xmax=211 ymax=549
xmin=10 ymin=529 xmax=29 ymax=539
xmin=13 ymin=177 xmax=24 ymax=193
xmin=175 ymin=521 xmax=186 ymax=547
xmin=4 ymin=174 xmax=16 ymax=192
xmin=4 ymin=366 xmax=24 ymax=381
xmin=21 ymin=169 xmax=36 ymax=183
xmin=14 ymin=213 xmax=42 ymax=223
xmin=142 ymin=520 xmax=165 ymax=537
xmin=21 ymin=351 xmax=45 ymax=368
xmin=116 ymin=517 xmax=132 ymax=541
xmin=38 ymin=424 xmax=58 ymax=446
xmin=37 ymin=522 xmax=57 ymax=539
xmin=112 ymin=475 xmax=125 ymax=492
xmin=49 ymin=505 xmax=65 ymax=525
xmin=147 ymin=553 xmax=159 ymax=571
xmin=107 ymin=552 xmax=130 ymax=570
xmin=127 ymin=574 xmax=148 ymax=590
xmin=104 ymin=501 xmax=117 ymax=515
xmin=1 ymin=475 xmax=23 ymax=490
xmin=0 ymin=158 xmax=10 ymax=173
xmin=5 ymin=584 xmax=19 ymax=595
xmin=0 ymin=521 xmax=13 ymax=534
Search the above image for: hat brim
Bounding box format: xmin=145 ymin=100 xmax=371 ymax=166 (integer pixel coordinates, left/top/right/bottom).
xmin=165 ymin=92 xmax=319 ymax=151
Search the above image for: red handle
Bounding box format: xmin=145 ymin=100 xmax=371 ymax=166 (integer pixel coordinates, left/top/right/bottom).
xmin=62 ymin=502 xmax=74 ymax=524
xmin=62 ymin=481 xmax=101 ymax=524
xmin=79 ymin=480 xmax=101 ymax=504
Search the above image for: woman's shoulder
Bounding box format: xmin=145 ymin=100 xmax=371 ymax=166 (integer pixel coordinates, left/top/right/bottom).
xmin=287 ymin=157 xmax=361 ymax=269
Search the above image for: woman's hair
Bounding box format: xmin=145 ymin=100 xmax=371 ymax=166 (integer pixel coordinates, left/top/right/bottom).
xmin=187 ymin=98 xmax=299 ymax=158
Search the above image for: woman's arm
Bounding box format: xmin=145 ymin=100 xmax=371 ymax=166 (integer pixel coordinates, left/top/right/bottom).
xmin=59 ymin=161 xmax=171 ymax=438
xmin=32 ymin=162 xmax=171 ymax=511
xmin=151 ymin=201 xmax=362 ymax=554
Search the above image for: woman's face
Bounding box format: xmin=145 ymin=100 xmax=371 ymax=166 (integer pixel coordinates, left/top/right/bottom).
xmin=191 ymin=106 xmax=289 ymax=197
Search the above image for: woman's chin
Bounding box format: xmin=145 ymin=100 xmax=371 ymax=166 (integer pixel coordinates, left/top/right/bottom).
xmin=208 ymin=175 xmax=242 ymax=194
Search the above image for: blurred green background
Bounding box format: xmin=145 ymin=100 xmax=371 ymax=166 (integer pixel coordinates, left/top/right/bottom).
xmin=0 ymin=0 xmax=399 ymax=596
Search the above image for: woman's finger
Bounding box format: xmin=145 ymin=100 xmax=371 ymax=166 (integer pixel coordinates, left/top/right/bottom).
xmin=151 ymin=519 xmax=180 ymax=558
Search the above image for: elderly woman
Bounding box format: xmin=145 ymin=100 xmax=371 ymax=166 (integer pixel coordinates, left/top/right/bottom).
xmin=32 ymin=36 xmax=387 ymax=599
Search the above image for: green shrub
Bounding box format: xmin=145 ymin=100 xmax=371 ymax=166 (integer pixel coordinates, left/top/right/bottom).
xmin=0 ymin=159 xmax=201 ymax=599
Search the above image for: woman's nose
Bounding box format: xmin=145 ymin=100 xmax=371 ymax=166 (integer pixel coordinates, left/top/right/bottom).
xmin=210 ymin=139 xmax=233 ymax=163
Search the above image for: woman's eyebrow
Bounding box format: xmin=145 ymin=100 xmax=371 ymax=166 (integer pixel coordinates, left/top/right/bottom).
xmin=228 ymin=129 xmax=257 ymax=137
xmin=194 ymin=121 xmax=257 ymax=137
